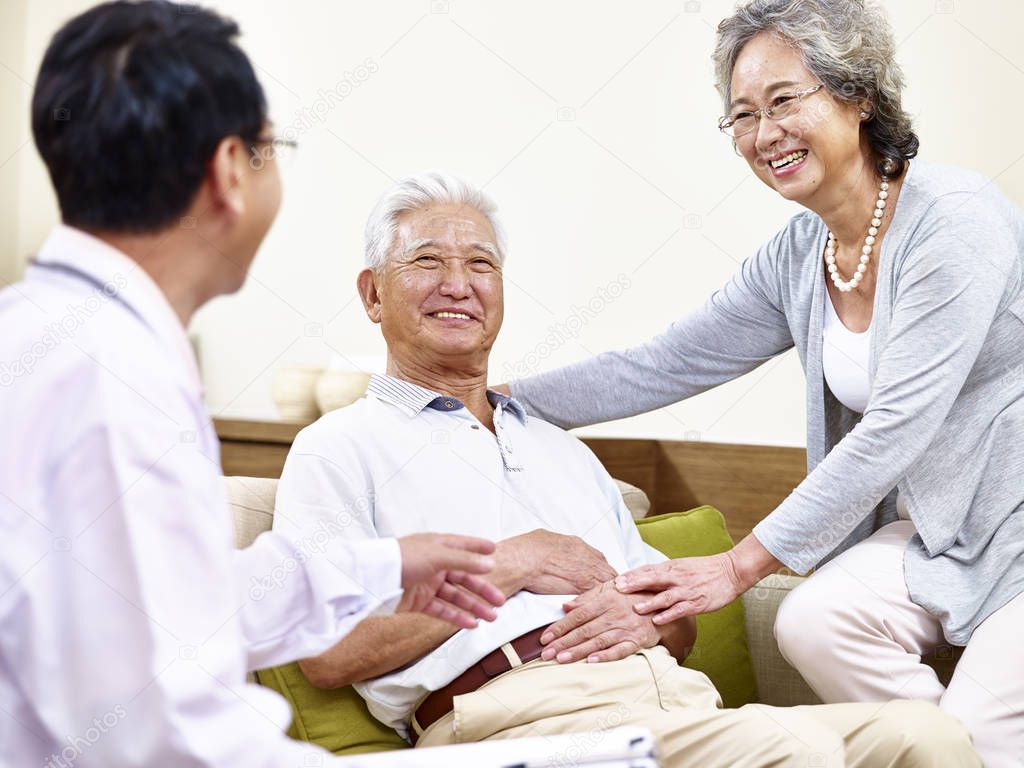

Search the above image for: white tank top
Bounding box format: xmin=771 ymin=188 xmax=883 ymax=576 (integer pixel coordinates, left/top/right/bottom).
xmin=821 ymin=285 xmax=911 ymax=521
xmin=822 ymin=285 xmax=871 ymax=414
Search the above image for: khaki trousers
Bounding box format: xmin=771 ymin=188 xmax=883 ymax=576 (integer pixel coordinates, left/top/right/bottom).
xmin=414 ymin=645 xmax=979 ymax=768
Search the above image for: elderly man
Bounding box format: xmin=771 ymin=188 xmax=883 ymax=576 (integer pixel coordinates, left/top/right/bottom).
xmin=272 ymin=172 xmax=979 ymax=767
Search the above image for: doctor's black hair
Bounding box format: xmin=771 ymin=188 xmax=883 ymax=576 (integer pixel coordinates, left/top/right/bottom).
xmin=32 ymin=0 xmax=267 ymax=233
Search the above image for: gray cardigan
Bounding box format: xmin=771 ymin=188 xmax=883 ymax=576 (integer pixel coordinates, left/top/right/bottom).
xmin=511 ymin=160 xmax=1024 ymax=644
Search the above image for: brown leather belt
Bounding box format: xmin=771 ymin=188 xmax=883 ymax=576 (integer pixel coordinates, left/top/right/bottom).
xmin=411 ymin=625 xmax=549 ymax=743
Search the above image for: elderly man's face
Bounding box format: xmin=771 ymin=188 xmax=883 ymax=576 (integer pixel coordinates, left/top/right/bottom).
xmin=359 ymin=202 xmax=503 ymax=369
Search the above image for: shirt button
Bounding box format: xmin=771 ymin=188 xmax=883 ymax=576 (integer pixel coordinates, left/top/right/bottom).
xmin=444 ymin=400 xmax=454 ymax=409
xmin=470 ymin=424 xmax=480 ymax=430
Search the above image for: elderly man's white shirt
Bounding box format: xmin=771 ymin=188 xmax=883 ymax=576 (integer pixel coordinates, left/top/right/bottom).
xmin=274 ymin=375 xmax=665 ymax=735
xmin=0 ymin=226 xmax=402 ymax=767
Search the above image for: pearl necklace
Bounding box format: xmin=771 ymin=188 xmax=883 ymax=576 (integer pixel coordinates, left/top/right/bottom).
xmin=825 ymin=178 xmax=890 ymax=292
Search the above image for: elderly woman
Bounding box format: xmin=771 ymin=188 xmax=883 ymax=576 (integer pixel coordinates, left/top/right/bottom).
xmin=505 ymin=1 xmax=1024 ymax=765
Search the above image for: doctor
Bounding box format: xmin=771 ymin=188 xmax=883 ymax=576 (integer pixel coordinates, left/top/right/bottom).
xmin=0 ymin=2 xmax=503 ymax=767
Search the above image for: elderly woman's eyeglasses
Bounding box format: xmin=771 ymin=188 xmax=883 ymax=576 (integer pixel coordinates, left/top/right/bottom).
xmin=718 ymin=84 xmax=824 ymax=139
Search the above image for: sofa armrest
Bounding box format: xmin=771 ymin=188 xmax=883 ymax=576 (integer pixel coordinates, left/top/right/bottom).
xmin=742 ymin=574 xmax=822 ymax=707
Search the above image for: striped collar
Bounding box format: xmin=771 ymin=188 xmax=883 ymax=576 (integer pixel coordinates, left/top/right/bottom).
xmin=366 ymin=373 xmax=527 ymax=423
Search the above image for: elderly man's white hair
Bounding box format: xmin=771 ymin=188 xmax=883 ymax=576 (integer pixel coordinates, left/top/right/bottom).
xmin=364 ymin=171 xmax=509 ymax=270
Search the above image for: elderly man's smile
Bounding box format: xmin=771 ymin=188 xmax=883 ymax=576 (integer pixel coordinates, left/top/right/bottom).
xmin=427 ymin=308 xmax=478 ymax=324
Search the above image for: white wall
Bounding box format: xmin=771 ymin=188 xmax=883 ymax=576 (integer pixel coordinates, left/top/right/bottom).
xmin=0 ymin=0 xmax=29 ymax=284
xmin=3 ymin=0 xmax=93 ymax=285
xmin=5 ymin=0 xmax=1022 ymax=446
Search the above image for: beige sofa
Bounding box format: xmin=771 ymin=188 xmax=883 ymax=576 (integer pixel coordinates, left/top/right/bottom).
xmin=225 ymin=475 xmax=959 ymax=708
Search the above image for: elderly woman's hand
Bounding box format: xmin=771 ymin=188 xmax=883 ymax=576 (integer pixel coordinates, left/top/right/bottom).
xmin=614 ymin=552 xmax=744 ymax=624
xmin=616 ymin=534 xmax=782 ymax=623
xmin=614 ymin=536 xmax=782 ymax=626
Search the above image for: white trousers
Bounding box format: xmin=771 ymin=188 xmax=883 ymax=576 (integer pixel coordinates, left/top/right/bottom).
xmin=775 ymin=521 xmax=1024 ymax=768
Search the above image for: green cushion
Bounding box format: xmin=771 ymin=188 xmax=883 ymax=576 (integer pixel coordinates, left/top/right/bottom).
xmin=635 ymin=506 xmax=758 ymax=708
xmin=257 ymin=504 xmax=757 ymax=753
xmin=255 ymin=664 xmax=406 ymax=755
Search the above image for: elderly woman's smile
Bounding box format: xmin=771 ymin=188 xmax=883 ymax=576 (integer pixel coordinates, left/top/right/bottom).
xmin=767 ymin=149 xmax=808 ymax=175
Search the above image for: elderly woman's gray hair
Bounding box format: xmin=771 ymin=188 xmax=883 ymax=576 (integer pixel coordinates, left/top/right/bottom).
xmin=713 ymin=0 xmax=918 ymax=178
xmin=364 ymin=171 xmax=509 ymax=270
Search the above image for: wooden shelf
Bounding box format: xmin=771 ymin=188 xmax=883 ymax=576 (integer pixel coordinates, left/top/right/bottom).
xmin=215 ymin=417 xmax=307 ymax=443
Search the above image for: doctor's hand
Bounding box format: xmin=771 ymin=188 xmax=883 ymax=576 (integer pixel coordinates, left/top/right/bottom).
xmin=396 ymin=533 xmax=506 ymax=629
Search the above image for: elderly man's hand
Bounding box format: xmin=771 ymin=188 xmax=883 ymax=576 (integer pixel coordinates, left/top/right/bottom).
xmin=538 ymin=581 xmax=663 ymax=664
xmin=396 ymin=533 xmax=506 ymax=629
xmin=496 ymin=529 xmax=617 ymax=596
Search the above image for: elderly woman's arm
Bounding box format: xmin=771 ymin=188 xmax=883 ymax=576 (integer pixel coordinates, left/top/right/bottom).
xmin=620 ymin=200 xmax=1019 ymax=622
xmin=755 ymin=203 xmax=1016 ymax=574
xmin=508 ymin=228 xmax=798 ymax=429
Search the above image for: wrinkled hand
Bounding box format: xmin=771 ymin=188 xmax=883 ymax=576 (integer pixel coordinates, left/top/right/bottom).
xmin=498 ymin=529 xmax=616 ymax=595
xmin=615 ymin=552 xmax=743 ymax=625
xmin=397 ymin=533 xmax=506 ymax=629
xmin=539 ymin=581 xmax=661 ymax=664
